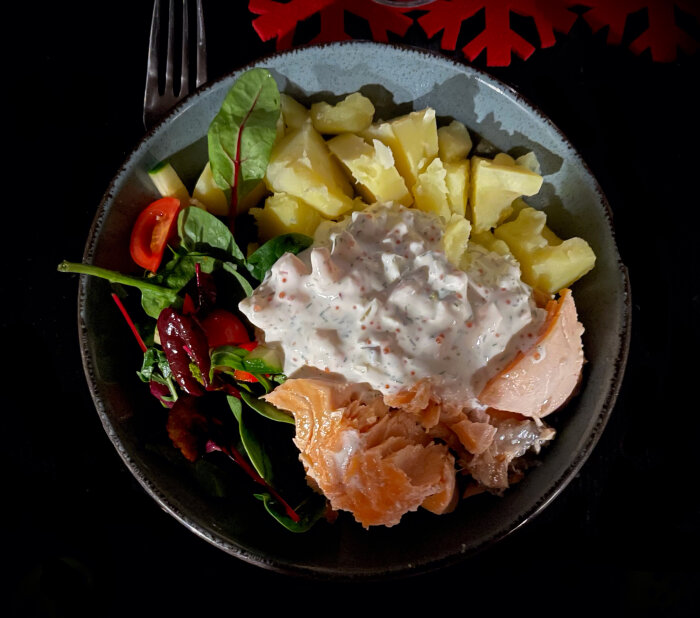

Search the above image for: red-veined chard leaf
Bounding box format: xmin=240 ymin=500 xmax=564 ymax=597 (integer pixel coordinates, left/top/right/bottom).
xmin=208 ymin=68 xmax=280 ymax=211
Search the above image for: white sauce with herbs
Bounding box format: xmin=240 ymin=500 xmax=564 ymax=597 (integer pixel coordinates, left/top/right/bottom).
xmin=239 ymin=203 xmax=545 ymax=401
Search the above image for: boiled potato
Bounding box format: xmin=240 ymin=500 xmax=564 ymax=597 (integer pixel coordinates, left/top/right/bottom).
xmin=387 ymin=108 xmax=439 ymax=187
xmin=442 ymin=214 xmax=471 ymax=268
xmin=250 ymin=192 xmax=324 ymax=241
xmin=411 ymin=158 xmax=451 ymax=220
xmin=469 ymin=156 xmax=543 ymax=233
xmin=310 ymin=92 xmax=375 ymax=134
xmin=193 ymin=162 xmax=228 ymax=215
xmin=515 ymin=151 xmax=541 ymax=175
xmin=362 ymin=109 xmax=439 ymax=188
xmin=280 ymin=93 xmax=310 ymax=131
xmin=505 ymin=198 xmax=559 ymax=247
xmin=469 ymin=230 xmax=512 ymax=257
xmin=444 ymin=160 xmax=469 ymax=217
xmin=438 ymin=120 xmax=472 ymax=162
xmin=494 ymin=206 xmax=596 ymax=293
xmin=492 ymin=152 xmax=516 ymax=166
xmin=265 ymin=121 xmax=355 ymax=218
xmin=360 ymin=121 xmax=410 ymax=184
xmin=327 ymin=133 xmax=412 ymax=206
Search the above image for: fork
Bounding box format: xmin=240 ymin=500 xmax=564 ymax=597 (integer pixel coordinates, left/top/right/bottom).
xmin=143 ymin=0 xmax=208 ymax=130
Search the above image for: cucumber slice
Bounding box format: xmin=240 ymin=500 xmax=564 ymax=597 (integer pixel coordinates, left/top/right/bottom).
xmin=193 ymin=162 xmax=229 ymax=216
xmin=148 ymin=161 xmax=190 ymax=204
xmin=245 ymin=344 xmax=283 ymax=373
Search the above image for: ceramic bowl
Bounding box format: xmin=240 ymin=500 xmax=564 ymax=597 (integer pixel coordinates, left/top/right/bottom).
xmin=78 ymin=41 xmax=630 ymax=578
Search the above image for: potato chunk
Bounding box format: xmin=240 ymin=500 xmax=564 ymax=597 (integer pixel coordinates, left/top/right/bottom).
xmin=442 ymin=214 xmax=472 ymax=268
xmin=411 ymin=158 xmax=451 ymax=220
xmin=444 ymin=160 xmax=469 ymax=217
xmin=492 ymin=152 xmax=516 ymax=166
xmin=515 ymin=151 xmax=541 ymax=174
xmin=469 ymin=156 xmax=543 ymax=233
xmin=280 ymin=93 xmax=310 ymax=131
xmin=192 ymin=162 xmax=228 ymax=215
xmin=327 ymin=133 xmax=412 ymax=206
xmin=310 ymin=92 xmax=375 ymax=134
xmin=437 ymin=120 xmax=472 ymax=162
xmin=494 ymin=207 xmax=596 ymax=293
xmin=265 ymin=121 xmax=354 ymax=218
xmin=388 ymin=108 xmax=439 ymax=187
xmin=362 ymin=109 xmax=439 ymax=188
xmin=250 ymin=192 xmax=324 ymax=241
xmin=469 ymin=230 xmax=512 ymax=257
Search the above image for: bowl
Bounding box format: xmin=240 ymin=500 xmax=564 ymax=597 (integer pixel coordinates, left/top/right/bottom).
xmin=78 ymin=41 xmax=630 ymax=578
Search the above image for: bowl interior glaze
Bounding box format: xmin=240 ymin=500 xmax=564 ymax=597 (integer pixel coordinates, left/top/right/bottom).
xmin=79 ymin=42 xmax=630 ymax=578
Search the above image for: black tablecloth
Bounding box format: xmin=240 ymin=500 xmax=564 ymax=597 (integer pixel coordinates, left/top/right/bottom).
xmin=6 ymin=2 xmax=698 ymax=615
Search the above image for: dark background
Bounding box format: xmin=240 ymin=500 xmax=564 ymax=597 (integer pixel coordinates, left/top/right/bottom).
xmin=5 ymin=1 xmax=698 ymax=615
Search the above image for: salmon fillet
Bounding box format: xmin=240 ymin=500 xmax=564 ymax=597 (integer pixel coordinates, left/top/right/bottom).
xmin=266 ymin=373 xmax=557 ymax=527
xmin=265 ymin=375 xmax=456 ymax=527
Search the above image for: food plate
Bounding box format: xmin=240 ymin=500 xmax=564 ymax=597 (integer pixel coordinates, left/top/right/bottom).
xmin=78 ymin=41 xmax=630 ymax=578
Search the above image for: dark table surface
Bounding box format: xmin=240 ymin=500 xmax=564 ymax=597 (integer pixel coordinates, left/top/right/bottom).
xmin=6 ymin=1 xmax=699 ymax=615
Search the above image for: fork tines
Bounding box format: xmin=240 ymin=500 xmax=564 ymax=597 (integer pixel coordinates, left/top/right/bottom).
xmin=144 ymin=0 xmax=207 ymax=130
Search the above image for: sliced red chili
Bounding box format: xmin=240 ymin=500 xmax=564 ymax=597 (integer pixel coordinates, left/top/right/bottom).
xmin=233 ymin=369 xmax=258 ymax=383
xmin=182 ymin=293 xmax=197 ymax=315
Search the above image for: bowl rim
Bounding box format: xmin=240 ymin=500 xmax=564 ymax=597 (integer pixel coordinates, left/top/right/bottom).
xmin=77 ymin=40 xmax=632 ymax=580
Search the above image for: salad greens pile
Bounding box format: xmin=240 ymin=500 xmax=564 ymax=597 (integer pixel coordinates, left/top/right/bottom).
xmin=58 ymin=68 xmax=327 ymax=532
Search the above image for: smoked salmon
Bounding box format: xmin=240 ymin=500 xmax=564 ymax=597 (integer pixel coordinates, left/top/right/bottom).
xmin=265 ymin=375 xmax=457 ymax=527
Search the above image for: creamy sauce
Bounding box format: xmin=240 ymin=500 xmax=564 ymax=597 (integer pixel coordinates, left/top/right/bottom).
xmin=239 ymin=203 xmax=545 ymax=401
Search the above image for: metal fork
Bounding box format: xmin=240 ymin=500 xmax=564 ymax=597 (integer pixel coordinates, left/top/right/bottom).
xmin=143 ymin=0 xmax=207 ymax=130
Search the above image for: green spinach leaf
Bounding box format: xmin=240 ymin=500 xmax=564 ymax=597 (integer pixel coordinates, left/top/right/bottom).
xmin=221 ymin=262 xmax=253 ymax=297
xmin=57 ymin=261 xmax=181 ymax=319
xmin=177 ymin=206 xmax=246 ymax=261
xmin=240 ymin=391 xmax=294 ymax=425
xmin=227 ymin=395 xmax=273 ymax=481
xmin=246 ymin=233 xmax=313 ymax=281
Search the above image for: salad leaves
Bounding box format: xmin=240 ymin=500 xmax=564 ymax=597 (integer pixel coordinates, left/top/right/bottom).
xmin=178 ymin=205 xmax=246 ymax=260
xmin=59 ymin=205 xmax=312 ymax=319
xmin=208 ymin=67 xmax=281 ymax=212
xmin=58 ymin=68 xmax=327 ymax=533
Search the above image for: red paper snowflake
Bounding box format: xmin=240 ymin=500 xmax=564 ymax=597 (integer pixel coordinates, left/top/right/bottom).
xmin=247 ymin=0 xmax=699 ymax=65
xmin=418 ymin=0 xmax=699 ymax=64
xmin=249 ymin=0 xmax=413 ymax=50
xmin=580 ymin=0 xmax=700 ymax=62
xmin=418 ymin=0 xmax=577 ymax=66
